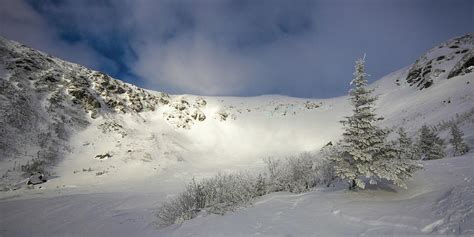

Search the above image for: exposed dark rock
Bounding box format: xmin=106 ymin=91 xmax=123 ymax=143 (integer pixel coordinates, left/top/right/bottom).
xmin=70 ymin=75 xmax=90 ymax=88
xmin=406 ymin=33 xmax=473 ymax=89
xmin=448 ymin=52 xmax=474 ymax=79
xmin=44 ymin=75 xmax=59 ymax=82
xmin=115 ymin=86 xmax=126 ymax=94
xmin=191 ymin=110 xmax=206 ymax=121
xmin=95 ymin=153 xmax=112 ymax=160
xmin=423 ymin=80 xmax=433 ymax=89
xmin=304 ymin=101 xmax=321 ymax=110
xmin=68 ymin=88 xmax=101 ymax=117
xmin=195 ymin=97 xmax=207 ymax=107
xmin=406 ymin=68 xmax=421 ymax=84
xmin=324 ymin=141 xmax=333 ymax=147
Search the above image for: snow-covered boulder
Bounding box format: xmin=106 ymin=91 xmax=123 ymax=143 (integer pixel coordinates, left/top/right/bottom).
xmin=27 ymin=173 xmax=47 ymax=185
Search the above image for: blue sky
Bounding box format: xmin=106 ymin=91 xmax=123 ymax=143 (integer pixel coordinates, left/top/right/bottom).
xmin=1 ymin=0 xmax=473 ymax=98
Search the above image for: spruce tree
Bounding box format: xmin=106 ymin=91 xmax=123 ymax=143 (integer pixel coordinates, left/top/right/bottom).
xmin=418 ymin=125 xmax=432 ymax=157
xmin=418 ymin=125 xmax=445 ymax=160
xmin=449 ymin=123 xmax=469 ymax=156
xmin=254 ymin=174 xmax=266 ymax=196
xmin=328 ymin=56 xmax=420 ymax=190
xmin=396 ymin=127 xmax=419 ymax=160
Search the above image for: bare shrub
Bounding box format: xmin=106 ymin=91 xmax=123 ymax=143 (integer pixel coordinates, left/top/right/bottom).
xmin=157 ymin=152 xmax=336 ymax=227
xmin=157 ymin=182 xmax=200 ymax=227
xmin=157 ymin=173 xmax=262 ymax=227
xmin=264 ymin=152 xmax=335 ymax=193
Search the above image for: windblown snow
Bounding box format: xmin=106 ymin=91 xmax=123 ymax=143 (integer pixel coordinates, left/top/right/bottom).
xmin=0 ymin=34 xmax=473 ymax=236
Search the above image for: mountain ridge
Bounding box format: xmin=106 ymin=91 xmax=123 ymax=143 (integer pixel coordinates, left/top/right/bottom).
xmin=0 ymin=34 xmax=473 ymax=189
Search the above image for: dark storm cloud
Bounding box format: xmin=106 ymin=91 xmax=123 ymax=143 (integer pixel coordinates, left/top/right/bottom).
xmin=1 ymin=0 xmax=473 ymax=97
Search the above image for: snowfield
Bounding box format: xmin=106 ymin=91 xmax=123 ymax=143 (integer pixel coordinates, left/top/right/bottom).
xmin=1 ymin=154 xmax=473 ymax=236
xmin=160 ymin=155 xmax=474 ymax=236
xmin=0 ymin=34 xmax=473 ymax=236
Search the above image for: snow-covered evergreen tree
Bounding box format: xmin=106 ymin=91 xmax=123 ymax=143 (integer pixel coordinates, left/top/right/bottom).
xmin=254 ymin=174 xmax=266 ymax=196
xmin=327 ymin=56 xmax=420 ymax=190
xmin=396 ymin=127 xmax=419 ymax=160
xmin=449 ymin=123 xmax=469 ymax=156
xmin=418 ymin=125 xmax=445 ymax=160
xmin=419 ymin=125 xmax=432 ymax=157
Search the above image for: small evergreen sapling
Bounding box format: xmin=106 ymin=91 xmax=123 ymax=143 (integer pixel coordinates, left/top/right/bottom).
xmin=254 ymin=174 xmax=266 ymax=196
xmin=449 ymin=123 xmax=469 ymax=156
xmin=418 ymin=125 xmax=445 ymax=160
xmin=396 ymin=127 xmax=419 ymax=160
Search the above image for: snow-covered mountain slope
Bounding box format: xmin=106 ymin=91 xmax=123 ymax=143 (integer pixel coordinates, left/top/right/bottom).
xmin=406 ymin=34 xmax=474 ymax=89
xmin=0 ymin=36 xmax=204 ymax=186
xmin=0 ymin=33 xmax=473 ymax=236
xmin=0 ymin=35 xmax=352 ymax=188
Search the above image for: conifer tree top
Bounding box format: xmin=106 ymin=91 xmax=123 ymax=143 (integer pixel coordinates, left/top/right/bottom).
xmin=351 ymin=55 xmax=368 ymax=88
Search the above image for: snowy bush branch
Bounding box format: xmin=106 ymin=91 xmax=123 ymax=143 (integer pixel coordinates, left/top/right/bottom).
xmin=157 ymin=152 xmax=336 ymax=227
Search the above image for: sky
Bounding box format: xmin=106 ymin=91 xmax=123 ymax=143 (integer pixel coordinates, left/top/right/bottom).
xmin=0 ymin=0 xmax=473 ymax=98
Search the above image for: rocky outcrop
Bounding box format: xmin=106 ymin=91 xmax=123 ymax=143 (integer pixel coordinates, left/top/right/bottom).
xmin=163 ymin=97 xmax=207 ymax=129
xmin=90 ymin=71 xmax=171 ymax=114
xmin=448 ymin=51 xmax=474 ymax=79
xmin=0 ymin=36 xmax=178 ymax=181
xmin=0 ymin=36 xmax=172 ymax=120
xmin=406 ymin=33 xmax=474 ymax=89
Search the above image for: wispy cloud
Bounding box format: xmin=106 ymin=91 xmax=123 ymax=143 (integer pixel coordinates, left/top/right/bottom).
xmin=1 ymin=0 xmax=473 ymax=97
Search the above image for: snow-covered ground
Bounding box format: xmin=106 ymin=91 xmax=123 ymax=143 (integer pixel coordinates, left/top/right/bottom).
xmin=0 ymin=35 xmax=473 ymax=236
xmin=160 ymin=154 xmax=474 ymax=236
xmin=1 ymin=154 xmax=472 ymax=236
